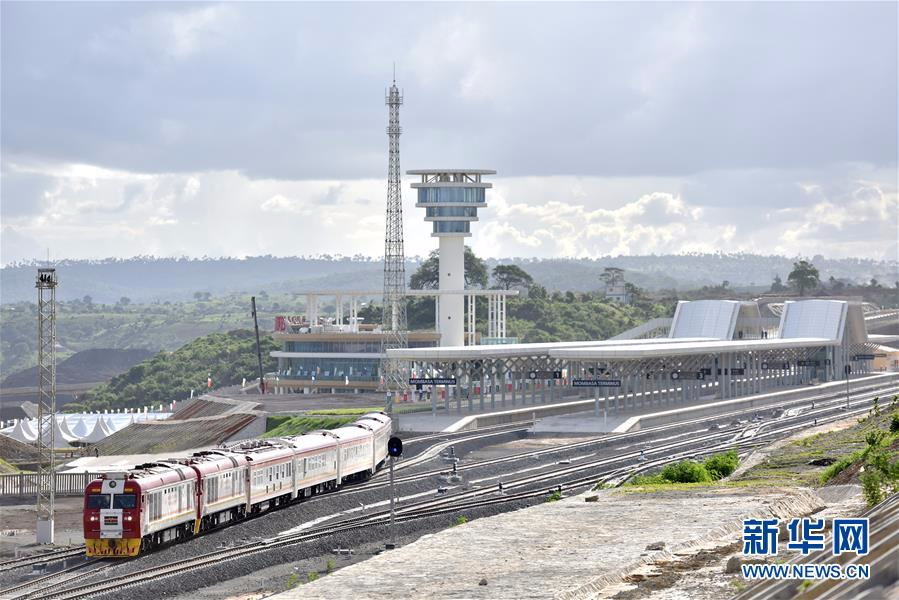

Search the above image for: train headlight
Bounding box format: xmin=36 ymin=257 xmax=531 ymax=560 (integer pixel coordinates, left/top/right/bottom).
xmin=124 ymin=515 xmax=133 ymax=522
xmin=89 ymin=515 xmax=98 ymax=522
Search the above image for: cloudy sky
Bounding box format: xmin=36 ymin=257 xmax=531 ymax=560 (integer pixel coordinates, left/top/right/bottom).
xmin=2 ymin=2 xmax=897 ymax=265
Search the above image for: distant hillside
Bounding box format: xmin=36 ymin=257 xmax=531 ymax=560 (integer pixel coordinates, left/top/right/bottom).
xmin=2 ymin=348 xmax=154 ymax=388
xmin=2 ymin=254 xmax=896 ymax=304
xmin=70 ymin=329 xmax=279 ymax=412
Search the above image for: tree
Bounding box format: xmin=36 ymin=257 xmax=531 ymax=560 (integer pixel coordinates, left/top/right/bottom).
xmin=492 ymin=264 xmax=534 ymax=290
xmin=82 ymin=295 xmax=93 ymax=306
xmin=118 ymin=296 xmax=131 ymax=306
xmin=787 ymin=260 xmax=820 ymax=296
xmin=770 ymin=274 xmax=787 ymax=293
xmin=410 ymin=246 xmax=488 ymax=290
xmin=600 ymin=267 xmax=625 ymax=287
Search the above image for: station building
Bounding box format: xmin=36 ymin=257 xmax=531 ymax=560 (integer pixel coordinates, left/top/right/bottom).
xmin=265 ymin=168 xmax=514 ymax=395
xmin=388 ymin=298 xmax=899 ymax=414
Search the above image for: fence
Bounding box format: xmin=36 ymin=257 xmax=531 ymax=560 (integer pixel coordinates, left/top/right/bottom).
xmin=0 ymin=472 xmax=101 ymax=497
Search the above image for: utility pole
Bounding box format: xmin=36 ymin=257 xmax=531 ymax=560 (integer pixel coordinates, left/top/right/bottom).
xmin=251 ymin=296 xmax=265 ymax=394
xmin=35 ymin=268 xmax=57 ymax=544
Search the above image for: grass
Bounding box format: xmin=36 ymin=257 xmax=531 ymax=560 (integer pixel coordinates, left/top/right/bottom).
xmin=264 ymin=415 xmax=357 ymax=438
xmin=452 ymin=515 xmax=468 ymax=526
xmin=545 ymin=490 xmax=563 ymax=502
xmin=618 ymin=481 xmax=716 ymax=493
xmin=0 ymin=457 xmax=20 ymax=474
xmin=818 ymin=451 xmax=864 ymax=484
xmin=727 ymin=404 xmax=899 ymax=499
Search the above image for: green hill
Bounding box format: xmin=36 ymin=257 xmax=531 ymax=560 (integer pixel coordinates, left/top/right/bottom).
xmin=68 ymin=329 xmax=278 ymax=412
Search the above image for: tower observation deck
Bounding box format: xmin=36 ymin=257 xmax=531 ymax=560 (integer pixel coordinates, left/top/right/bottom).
xmin=410 ymin=169 xmax=496 ymax=347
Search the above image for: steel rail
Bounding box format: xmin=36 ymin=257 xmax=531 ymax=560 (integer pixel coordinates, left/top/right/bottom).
xmin=0 ymin=549 xmax=85 ymax=574
xmin=17 ymin=384 xmax=896 ymax=598
xmin=0 ymin=561 xmax=107 ymax=600
xmin=351 ymin=382 xmax=898 ymax=493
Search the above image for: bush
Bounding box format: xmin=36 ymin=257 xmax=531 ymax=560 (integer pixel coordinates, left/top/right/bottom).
xmin=307 ymin=571 xmax=318 ymax=583
xmin=890 ymin=413 xmax=899 ymax=434
xmin=703 ymin=450 xmax=739 ymax=480
xmin=286 ymin=573 xmax=298 ymax=590
xmin=452 ymin=515 xmax=468 ymax=526
xmin=659 ymin=460 xmax=712 ymax=483
xmin=326 ymin=559 xmax=335 ymax=573
xmin=860 ymin=470 xmax=884 ymax=507
xmin=545 ymin=490 xmax=562 ymax=503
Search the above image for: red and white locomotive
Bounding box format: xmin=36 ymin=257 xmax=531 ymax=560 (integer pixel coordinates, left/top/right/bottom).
xmin=84 ymin=412 xmax=391 ymax=557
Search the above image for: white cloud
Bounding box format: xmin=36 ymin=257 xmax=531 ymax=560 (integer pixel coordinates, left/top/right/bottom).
xmin=3 ymin=160 xmax=896 ymax=265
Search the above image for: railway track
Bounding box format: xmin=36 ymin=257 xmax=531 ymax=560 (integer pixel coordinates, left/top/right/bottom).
xmin=350 ymin=380 xmax=898 ymax=494
xmin=0 ymin=549 xmax=84 ymax=575
xmin=20 ymin=383 xmax=896 ymax=599
xmin=0 ymin=561 xmax=107 ymax=600
xmin=385 ymin=420 xmax=534 ymax=472
xmin=401 ymin=420 xmax=535 ymax=446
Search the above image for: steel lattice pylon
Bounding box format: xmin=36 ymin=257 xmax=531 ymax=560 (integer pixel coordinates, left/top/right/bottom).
xmin=380 ymin=77 xmax=408 ymax=398
xmin=35 ymin=267 xmax=57 ymax=544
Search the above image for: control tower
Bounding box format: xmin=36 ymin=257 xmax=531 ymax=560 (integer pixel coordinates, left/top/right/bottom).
xmin=409 ymin=169 xmax=495 ymax=347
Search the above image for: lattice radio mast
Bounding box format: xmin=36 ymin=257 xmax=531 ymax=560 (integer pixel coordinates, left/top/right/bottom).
xmin=35 ymin=267 xmax=57 ymax=544
xmin=380 ymin=70 xmax=409 ymax=398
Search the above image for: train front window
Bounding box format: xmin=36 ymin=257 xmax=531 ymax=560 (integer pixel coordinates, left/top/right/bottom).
xmin=86 ymin=493 xmax=110 ymax=509
xmin=112 ymin=493 xmax=136 ymax=509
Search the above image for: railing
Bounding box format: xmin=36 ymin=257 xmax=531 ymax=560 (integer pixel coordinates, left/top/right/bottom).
xmin=0 ymin=472 xmax=102 ymax=497
xmin=609 ymin=318 xmax=673 ymax=340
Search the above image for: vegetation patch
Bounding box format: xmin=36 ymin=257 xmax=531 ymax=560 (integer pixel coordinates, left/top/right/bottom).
xmin=0 ymin=457 xmax=20 ymax=474
xmin=68 ymin=329 xmax=278 ymax=412
xmin=732 ymin=397 xmax=899 ymax=504
xmin=263 ymin=415 xmax=357 ymax=438
xmin=626 ymin=450 xmax=738 ymax=487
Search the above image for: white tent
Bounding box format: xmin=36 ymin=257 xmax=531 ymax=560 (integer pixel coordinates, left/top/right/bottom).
xmin=39 ymin=418 xmax=77 ymax=449
xmin=80 ymin=417 xmax=112 ymax=444
xmin=57 ymin=416 xmax=77 ymax=439
xmin=4 ymin=419 xmax=37 ymax=443
xmin=70 ymin=417 xmax=89 ymax=439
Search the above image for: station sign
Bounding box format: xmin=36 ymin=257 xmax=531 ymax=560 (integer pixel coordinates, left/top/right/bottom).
xmin=731 ymin=368 xmax=746 ymax=376
xmin=852 ymin=354 xmax=876 ymax=361
xmin=797 ymin=360 xmax=821 ymax=367
xmin=670 ymin=371 xmax=704 ymax=380
xmin=572 ymin=378 xmax=621 ymax=388
xmin=701 ymin=368 xmax=713 ymax=376
xmin=528 ymin=370 xmax=563 ymax=380
xmin=409 ymin=377 xmax=457 ymax=386
xmin=760 ymin=362 xmax=790 ymax=370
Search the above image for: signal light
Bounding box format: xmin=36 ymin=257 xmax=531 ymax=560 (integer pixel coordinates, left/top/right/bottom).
xmin=387 ymin=436 xmax=403 ymax=457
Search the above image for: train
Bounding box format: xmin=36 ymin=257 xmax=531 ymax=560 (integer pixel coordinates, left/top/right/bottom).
xmin=83 ymin=412 xmax=392 ymax=557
